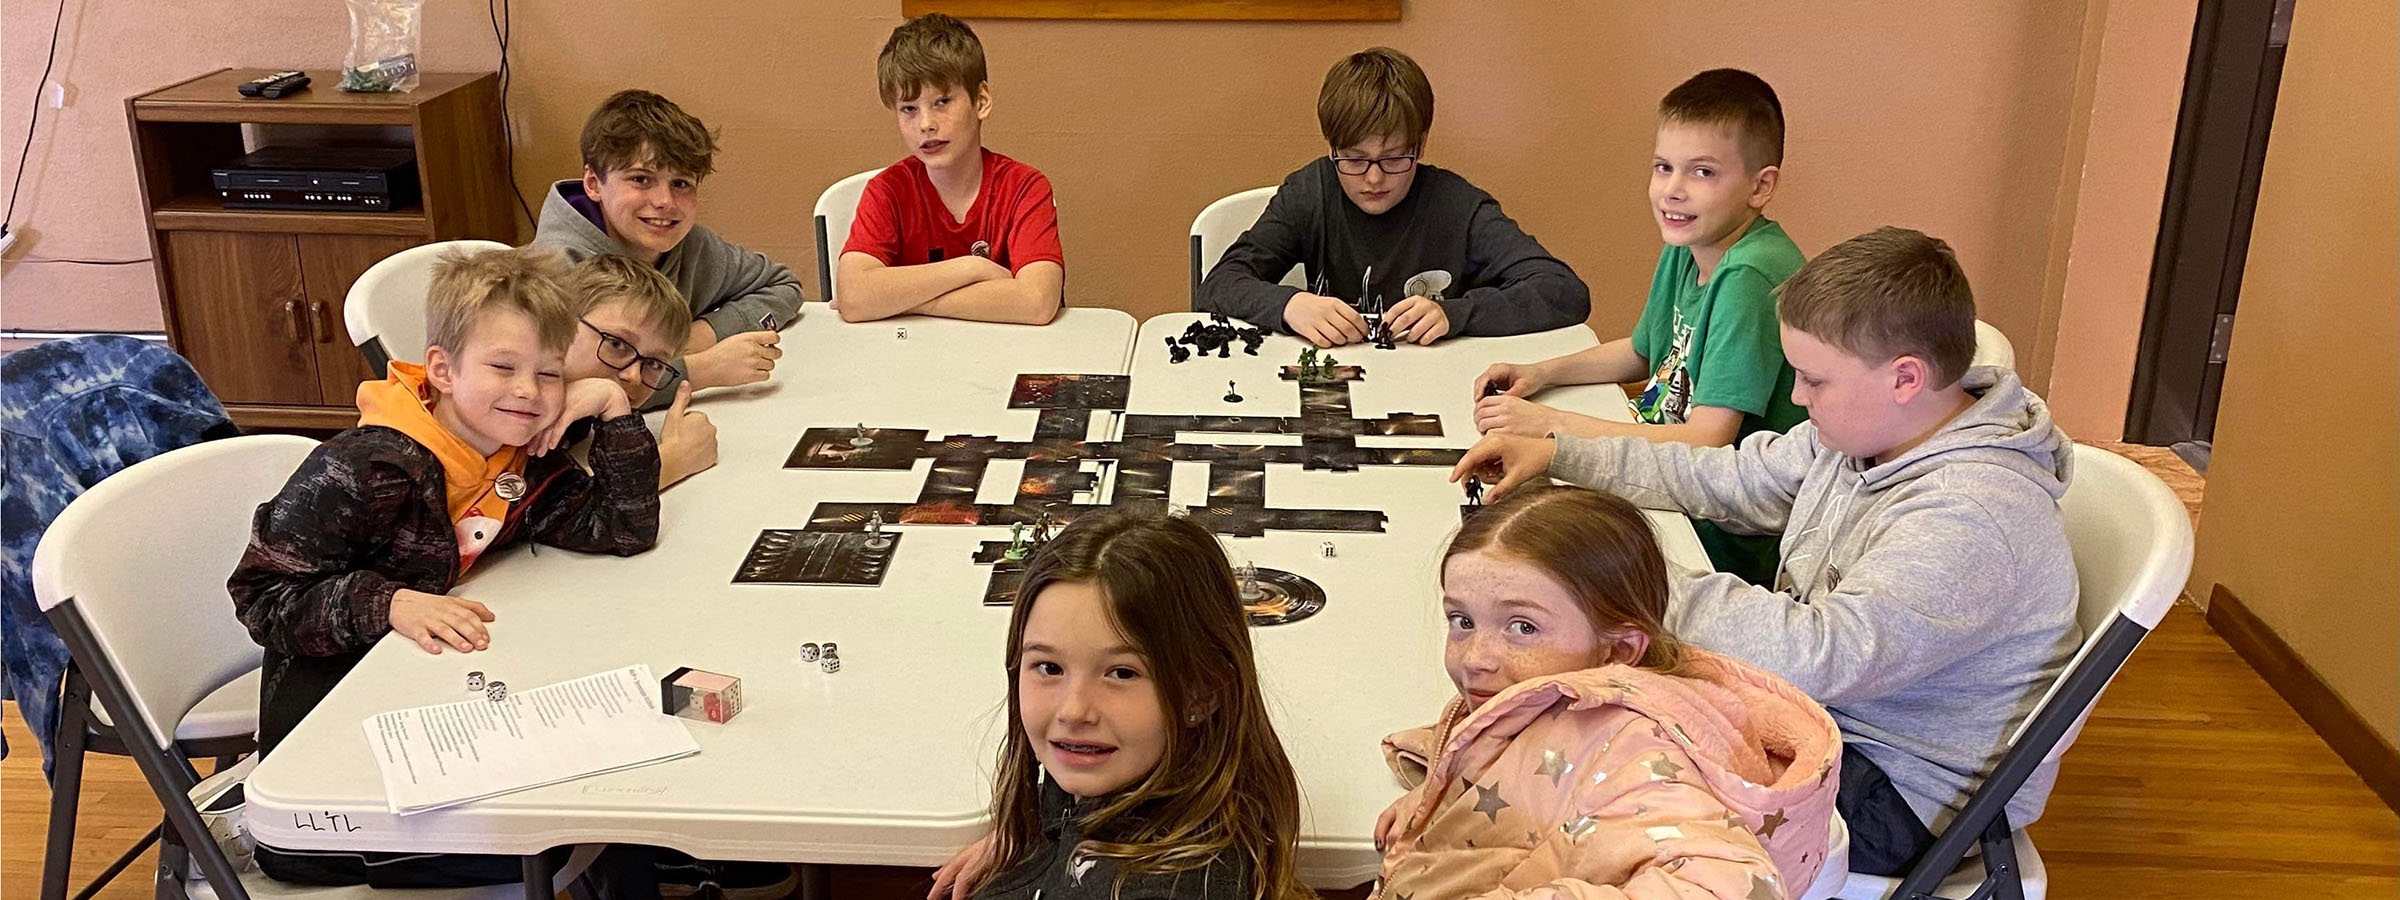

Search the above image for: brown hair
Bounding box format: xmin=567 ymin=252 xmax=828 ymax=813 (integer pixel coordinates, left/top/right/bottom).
xmin=1443 ymin=485 xmax=1689 ymax=676
xmin=426 ymin=246 xmax=576 ymax=356
xmin=877 ymin=13 xmax=988 ymax=108
xmin=1317 ymin=47 xmax=1435 ymax=153
xmin=1776 ymin=226 xmax=1978 ymax=387
xmin=986 ymin=511 xmax=1309 ymax=900
xmin=1658 ymin=68 xmax=1784 ymax=172
xmin=579 ymin=90 xmax=720 ymax=180
xmin=568 ymin=254 xmax=692 ymax=350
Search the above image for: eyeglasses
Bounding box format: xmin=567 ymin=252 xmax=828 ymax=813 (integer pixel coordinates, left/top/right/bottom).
xmin=1331 ymin=153 xmax=1419 ymax=177
xmin=580 ymin=318 xmax=680 ymax=390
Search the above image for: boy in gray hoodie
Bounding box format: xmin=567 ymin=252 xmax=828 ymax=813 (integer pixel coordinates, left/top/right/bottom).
xmin=1452 ymin=227 xmax=2079 ymax=876
xmin=535 ymin=90 xmax=803 ymax=410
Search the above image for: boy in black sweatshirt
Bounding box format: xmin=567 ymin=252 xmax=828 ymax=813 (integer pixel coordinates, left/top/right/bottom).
xmin=229 ymin=247 xmax=659 ymax=888
xmin=1197 ymin=47 xmax=1588 ymax=347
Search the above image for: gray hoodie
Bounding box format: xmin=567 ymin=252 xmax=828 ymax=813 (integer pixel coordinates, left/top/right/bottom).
xmin=532 ymin=180 xmax=804 ymax=408
xmin=1548 ymin=366 xmax=2080 ymax=830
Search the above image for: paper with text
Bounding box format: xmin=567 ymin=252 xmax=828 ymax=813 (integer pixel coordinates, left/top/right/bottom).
xmin=364 ymin=664 xmax=699 ymax=815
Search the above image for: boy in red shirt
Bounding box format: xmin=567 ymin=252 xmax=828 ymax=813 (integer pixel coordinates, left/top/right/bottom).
xmin=837 ymin=13 xmax=1065 ymax=325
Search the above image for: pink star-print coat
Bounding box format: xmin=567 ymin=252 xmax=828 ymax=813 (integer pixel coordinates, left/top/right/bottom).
xmin=1372 ymin=649 xmax=1841 ymax=900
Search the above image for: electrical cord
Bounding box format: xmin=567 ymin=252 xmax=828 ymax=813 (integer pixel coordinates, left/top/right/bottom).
xmin=491 ymin=0 xmax=534 ymax=227
xmin=3 ymin=0 xmax=71 ymax=239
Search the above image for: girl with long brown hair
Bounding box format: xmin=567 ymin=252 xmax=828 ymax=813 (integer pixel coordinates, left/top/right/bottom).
xmin=1370 ymin=485 xmax=1843 ymax=900
xmin=929 ymin=511 xmax=1310 ymax=900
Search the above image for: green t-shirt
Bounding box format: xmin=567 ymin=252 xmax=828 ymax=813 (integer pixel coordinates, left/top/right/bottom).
xmin=1629 ymin=217 xmax=1808 ymax=439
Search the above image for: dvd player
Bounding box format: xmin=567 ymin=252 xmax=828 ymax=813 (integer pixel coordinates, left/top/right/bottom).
xmin=211 ymin=146 xmax=420 ymax=212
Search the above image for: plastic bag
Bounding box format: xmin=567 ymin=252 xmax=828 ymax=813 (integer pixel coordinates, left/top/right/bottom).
xmin=341 ymin=0 xmax=422 ymax=93
xmin=189 ymin=754 xmax=258 ymax=875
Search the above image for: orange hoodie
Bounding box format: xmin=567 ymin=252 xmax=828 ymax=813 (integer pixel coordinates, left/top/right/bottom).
xmin=354 ymin=362 xmax=529 ymax=570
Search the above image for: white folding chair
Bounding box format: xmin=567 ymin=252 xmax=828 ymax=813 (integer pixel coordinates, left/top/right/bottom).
xmin=1189 ymin=186 xmax=1307 ymax=307
xmin=812 ymin=168 xmax=884 ymax=305
xmin=1832 ymin=445 xmax=2193 ymax=900
xmin=1971 ymin=320 xmax=2016 ymax=371
xmin=30 ymin=435 xmax=540 ymax=900
xmin=343 ymin=240 xmax=511 ymax=374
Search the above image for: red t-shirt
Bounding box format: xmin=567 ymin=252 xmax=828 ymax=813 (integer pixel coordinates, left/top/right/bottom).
xmin=843 ymin=149 xmax=1065 ymax=274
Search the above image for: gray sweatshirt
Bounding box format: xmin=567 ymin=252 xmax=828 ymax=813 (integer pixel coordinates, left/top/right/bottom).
xmin=1548 ymin=366 xmax=2080 ymax=829
xmin=532 ymin=180 xmax=804 ymax=408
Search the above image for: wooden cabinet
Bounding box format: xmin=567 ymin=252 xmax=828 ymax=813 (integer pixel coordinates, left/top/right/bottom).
xmin=300 ymin=235 xmax=421 ymax=402
xmin=130 ymin=69 xmax=513 ymax=429
xmin=156 ymin=232 xmax=418 ymax=407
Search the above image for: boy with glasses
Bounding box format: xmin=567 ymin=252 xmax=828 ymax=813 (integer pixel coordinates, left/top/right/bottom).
xmin=561 ymin=254 xmax=720 ymax=488
xmin=535 ymin=90 xmax=796 ymax=409
xmin=1198 ymin=47 xmax=1587 ymax=347
xmin=232 ymin=247 xmax=660 ymax=887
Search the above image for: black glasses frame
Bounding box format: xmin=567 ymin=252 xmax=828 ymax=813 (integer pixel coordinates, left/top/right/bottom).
xmin=1330 ymin=153 xmax=1419 ymax=176
xmin=579 ymin=318 xmax=681 ymax=390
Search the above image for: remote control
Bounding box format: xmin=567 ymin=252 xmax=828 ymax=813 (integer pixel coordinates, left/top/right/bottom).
xmin=239 ymin=71 xmax=309 ymax=99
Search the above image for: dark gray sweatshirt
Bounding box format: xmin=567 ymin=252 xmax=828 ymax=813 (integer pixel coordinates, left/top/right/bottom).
xmin=1196 ymin=158 xmax=1588 ymax=338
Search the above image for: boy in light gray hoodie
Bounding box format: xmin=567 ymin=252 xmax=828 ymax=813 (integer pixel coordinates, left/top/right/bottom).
xmin=1452 ymin=227 xmax=2079 ymax=876
xmin=534 ymin=90 xmax=803 ymax=411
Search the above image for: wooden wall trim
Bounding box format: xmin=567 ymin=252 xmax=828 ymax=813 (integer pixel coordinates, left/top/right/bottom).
xmin=2207 ymin=584 xmax=2400 ymax=812
xmin=901 ymin=0 xmax=1399 ymax=21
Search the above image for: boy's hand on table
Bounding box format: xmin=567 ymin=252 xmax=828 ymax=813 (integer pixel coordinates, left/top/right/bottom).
xmin=1283 ymin=293 xmax=1369 ymax=348
xmin=1474 ymin=395 xmax=1571 ymax=437
xmin=686 ymin=330 xmax=782 ymax=389
xmin=1386 ymin=295 xmax=1450 ymax=345
xmin=1472 ymin=361 xmax=1551 ymax=400
xmin=658 ymin=383 xmax=719 ymax=488
xmin=1451 ymin=432 xmax=1556 ymax=501
xmin=390 ymin=589 xmax=494 ymax=654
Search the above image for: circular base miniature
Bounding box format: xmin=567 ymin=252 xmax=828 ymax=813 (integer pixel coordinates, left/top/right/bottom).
xmin=1239 ymin=568 xmax=1327 ymax=626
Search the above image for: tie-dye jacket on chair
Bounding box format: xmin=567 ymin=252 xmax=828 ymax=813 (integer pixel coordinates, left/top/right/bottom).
xmin=1 ymin=336 xmax=235 ymax=775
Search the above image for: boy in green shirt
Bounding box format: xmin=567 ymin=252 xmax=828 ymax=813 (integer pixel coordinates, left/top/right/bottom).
xmin=1470 ymin=69 xmax=1804 ymax=582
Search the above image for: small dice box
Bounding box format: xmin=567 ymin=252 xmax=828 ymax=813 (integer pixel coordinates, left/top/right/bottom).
xmin=660 ymin=667 xmax=744 ymax=724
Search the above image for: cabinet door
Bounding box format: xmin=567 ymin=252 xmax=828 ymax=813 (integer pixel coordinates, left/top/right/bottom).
xmin=160 ymin=231 xmax=320 ymax=405
xmin=299 ymin=234 xmax=424 ymax=403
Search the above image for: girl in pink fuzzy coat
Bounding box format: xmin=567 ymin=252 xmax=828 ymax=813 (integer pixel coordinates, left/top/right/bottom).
xmin=1373 ymin=485 xmax=1841 ymax=900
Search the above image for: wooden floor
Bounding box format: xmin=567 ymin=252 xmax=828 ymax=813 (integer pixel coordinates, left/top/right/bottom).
xmin=4 ymin=447 xmax=2394 ymax=899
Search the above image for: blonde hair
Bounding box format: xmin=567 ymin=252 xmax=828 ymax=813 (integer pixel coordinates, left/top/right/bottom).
xmin=568 ymin=254 xmax=692 ymax=350
xmin=1316 ymin=47 xmax=1434 ymax=153
xmin=425 ymin=246 xmax=576 ymax=355
xmin=877 ymin=13 xmax=987 ymax=108
xmin=1777 ymin=226 xmax=1978 ymax=387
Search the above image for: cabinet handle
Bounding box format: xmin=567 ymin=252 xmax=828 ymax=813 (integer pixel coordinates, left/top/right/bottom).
xmin=310 ymin=300 xmax=335 ymax=344
xmin=282 ymin=300 xmax=305 ymax=343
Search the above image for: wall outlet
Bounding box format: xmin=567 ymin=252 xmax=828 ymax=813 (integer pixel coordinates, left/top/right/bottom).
xmin=43 ymin=82 xmax=70 ymax=109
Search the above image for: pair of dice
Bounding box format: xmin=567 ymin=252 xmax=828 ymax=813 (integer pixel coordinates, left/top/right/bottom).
xmin=799 ymin=642 xmax=842 ymax=673
xmin=466 ymin=670 xmax=508 ymax=701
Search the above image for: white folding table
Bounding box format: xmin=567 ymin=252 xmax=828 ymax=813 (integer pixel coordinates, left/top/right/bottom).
xmin=243 ymin=309 xmax=1707 ymax=899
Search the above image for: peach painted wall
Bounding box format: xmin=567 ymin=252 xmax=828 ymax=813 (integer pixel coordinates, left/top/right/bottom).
xmin=2186 ymin=0 xmax=2400 ymax=748
xmin=2041 ymin=0 xmax=2196 ymax=440
xmin=4 ymin=0 xmax=2181 ymax=412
